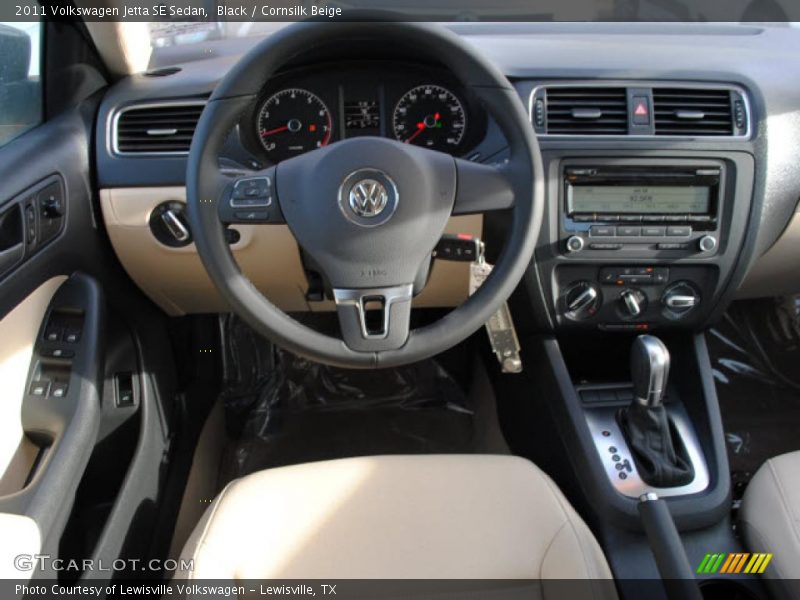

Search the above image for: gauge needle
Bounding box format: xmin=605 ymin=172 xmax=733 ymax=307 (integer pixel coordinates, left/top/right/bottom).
xmin=405 ymin=113 xmax=442 ymax=144
xmin=404 ymin=122 xmax=426 ymax=144
xmin=261 ymin=125 xmax=289 ymax=137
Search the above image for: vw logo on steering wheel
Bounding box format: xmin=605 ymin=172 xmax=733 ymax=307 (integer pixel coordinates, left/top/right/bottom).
xmin=349 ymin=179 xmax=389 ymax=217
xmin=338 ymin=169 xmax=399 ymax=227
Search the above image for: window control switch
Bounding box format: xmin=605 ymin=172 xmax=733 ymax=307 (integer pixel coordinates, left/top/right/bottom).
xmin=63 ymin=329 xmax=81 ymax=343
xmin=115 ymin=372 xmax=135 ymax=407
xmin=29 ymin=381 xmax=50 ymax=397
xmin=50 ymin=382 xmax=68 ymax=398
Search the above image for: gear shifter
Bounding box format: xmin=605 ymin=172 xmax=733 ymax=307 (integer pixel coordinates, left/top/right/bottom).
xmin=631 ymin=335 xmax=670 ymax=407
xmin=619 ymin=335 xmax=694 ymax=487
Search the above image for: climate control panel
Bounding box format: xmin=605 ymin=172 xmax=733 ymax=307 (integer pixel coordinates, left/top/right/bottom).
xmin=555 ymin=265 xmax=713 ymax=330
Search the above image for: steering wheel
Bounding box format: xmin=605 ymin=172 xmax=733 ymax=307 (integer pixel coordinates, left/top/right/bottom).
xmin=187 ymin=21 xmax=543 ymax=369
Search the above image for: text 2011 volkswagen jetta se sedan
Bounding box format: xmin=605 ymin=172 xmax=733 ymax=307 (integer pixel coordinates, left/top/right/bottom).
xmin=1 ymin=5 xmax=799 ymax=600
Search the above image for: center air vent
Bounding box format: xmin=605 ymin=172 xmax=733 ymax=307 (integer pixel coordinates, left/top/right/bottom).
xmin=114 ymin=101 xmax=205 ymax=155
xmin=544 ymin=87 xmax=628 ymax=135
xmin=652 ymin=88 xmax=734 ymax=136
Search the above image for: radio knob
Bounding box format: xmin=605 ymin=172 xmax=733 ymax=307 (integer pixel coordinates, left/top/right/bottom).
xmin=698 ymin=235 xmax=717 ymax=253
xmin=566 ymin=235 xmax=585 ymax=253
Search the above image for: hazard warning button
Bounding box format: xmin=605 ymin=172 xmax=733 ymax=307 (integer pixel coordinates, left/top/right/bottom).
xmin=632 ymin=96 xmax=650 ymax=125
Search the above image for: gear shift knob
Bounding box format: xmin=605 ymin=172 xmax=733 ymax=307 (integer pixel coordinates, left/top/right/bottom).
xmin=631 ymin=335 xmax=670 ymax=407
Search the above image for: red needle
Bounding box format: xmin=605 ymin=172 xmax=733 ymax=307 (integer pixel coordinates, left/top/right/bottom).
xmin=261 ymin=125 xmax=289 ymax=137
xmin=404 ymin=122 xmax=426 ymax=144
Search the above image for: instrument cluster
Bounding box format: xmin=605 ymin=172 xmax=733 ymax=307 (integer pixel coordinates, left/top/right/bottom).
xmin=240 ymin=62 xmax=487 ymax=165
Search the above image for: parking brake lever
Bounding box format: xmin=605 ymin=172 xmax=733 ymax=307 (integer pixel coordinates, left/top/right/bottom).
xmin=638 ymin=493 xmax=703 ymax=600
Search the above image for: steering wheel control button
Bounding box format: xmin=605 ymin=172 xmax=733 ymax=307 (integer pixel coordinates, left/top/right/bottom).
xmin=234 ymin=210 xmax=270 ymax=221
xmin=338 ymin=168 xmax=399 ymax=228
xmin=231 ymin=177 xmax=273 ymax=208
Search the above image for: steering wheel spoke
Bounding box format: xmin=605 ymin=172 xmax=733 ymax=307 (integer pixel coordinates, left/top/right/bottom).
xmin=217 ymin=167 xmax=285 ymax=225
xmin=452 ymin=158 xmax=515 ymax=214
xmin=333 ymin=284 xmax=413 ymax=352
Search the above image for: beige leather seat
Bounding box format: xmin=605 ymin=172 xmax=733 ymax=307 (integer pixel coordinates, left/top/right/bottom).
xmin=741 ymin=450 xmax=800 ymax=599
xmin=179 ymin=455 xmax=616 ymax=597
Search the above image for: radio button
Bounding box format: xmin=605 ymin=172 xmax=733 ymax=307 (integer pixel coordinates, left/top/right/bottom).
xmin=590 ymin=243 xmax=623 ymax=250
xmin=590 ymin=225 xmax=615 ymax=237
xmin=642 ymin=226 xmax=666 ymax=237
xmin=619 ymin=215 xmax=642 ymax=223
xmin=658 ymin=242 xmax=689 ymax=250
xmin=643 ymin=215 xmax=666 ymax=222
xmin=617 ymin=226 xmax=641 ymax=237
xmin=572 ymin=214 xmax=594 ymax=222
xmin=666 ymin=226 xmax=692 ymax=237
xmin=664 ymin=215 xmax=688 ymax=222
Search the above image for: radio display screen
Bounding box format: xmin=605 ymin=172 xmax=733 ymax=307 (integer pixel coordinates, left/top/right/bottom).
xmin=569 ymin=185 xmax=711 ymax=215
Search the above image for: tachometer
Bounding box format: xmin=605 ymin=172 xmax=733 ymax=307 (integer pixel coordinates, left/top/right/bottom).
xmin=392 ymin=85 xmax=466 ymax=151
xmin=257 ymin=88 xmax=332 ymax=162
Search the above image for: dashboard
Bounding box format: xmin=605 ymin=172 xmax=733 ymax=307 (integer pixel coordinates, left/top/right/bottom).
xmin=94 ymin=23 xmax=800 ymax=326
xmin=237 ymin=63 xmax=488 ymax=165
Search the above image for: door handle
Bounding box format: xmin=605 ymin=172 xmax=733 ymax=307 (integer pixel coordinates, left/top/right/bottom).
xmin=0 ymin=204 xmax=23 ymax=252
xmin=0 ymin=205 xmax=24 ymax=277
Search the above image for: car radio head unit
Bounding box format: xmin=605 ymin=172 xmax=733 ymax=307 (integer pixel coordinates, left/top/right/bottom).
xmin=565 ymin=166 xmax=720 ymax=224
xmin=559 ymin=162 xmax=727 ymax=258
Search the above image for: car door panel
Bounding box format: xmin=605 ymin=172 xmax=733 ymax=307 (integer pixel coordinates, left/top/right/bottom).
xmin=0 ymin=105 xmax=111 ymax=571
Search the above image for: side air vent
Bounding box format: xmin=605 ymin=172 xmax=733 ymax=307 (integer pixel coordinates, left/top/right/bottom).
xmin=544 ymin=87 xmax=628 ymax=135
xmin=653 ymin=88 xmax=734 ymax=136
xmin=114 ymin=101 xmax=205 ymax=155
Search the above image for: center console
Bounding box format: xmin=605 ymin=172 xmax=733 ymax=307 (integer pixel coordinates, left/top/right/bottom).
xmin=536 ymin=152 xmax=755 ymax=332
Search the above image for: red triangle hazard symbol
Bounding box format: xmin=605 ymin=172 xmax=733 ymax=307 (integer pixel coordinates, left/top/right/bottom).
xmin=634 ymin=102 xmax=648 ymax=116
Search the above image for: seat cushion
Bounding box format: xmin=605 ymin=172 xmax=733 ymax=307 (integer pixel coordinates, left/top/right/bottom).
xmin=179 ymin=454 xmax=615 ymax=591
xmin=741 ymin=450 xmax=800 ymax=599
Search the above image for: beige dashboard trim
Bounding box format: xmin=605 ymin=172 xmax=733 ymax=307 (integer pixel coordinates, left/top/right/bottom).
xmin=738 ymin=211 xmax=800 ymax=299
xmin=100 ymin=188 xmax=481 ymax=316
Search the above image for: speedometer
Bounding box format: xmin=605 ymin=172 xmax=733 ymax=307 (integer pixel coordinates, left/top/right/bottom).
xmin=257 ymin=88 xmax=332 ymax=162
xmin=392 ymin=85 xmax=466 ymax=152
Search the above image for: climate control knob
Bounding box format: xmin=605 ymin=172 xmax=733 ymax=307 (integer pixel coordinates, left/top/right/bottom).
xmin=562 ymin=281 xmax=602 ymax=321
xmin=662 ymin=281 xmax=700 ymax=318
xmin=619 ymin=288 xmax=647 ymax=318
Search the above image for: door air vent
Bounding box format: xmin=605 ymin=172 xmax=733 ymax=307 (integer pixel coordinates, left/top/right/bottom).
xmin=544 ymin=87 xmax=628 ymax=135
xmin=113 ymin=101 xmax=205 ymax=155
xmin=652 ymin=88 xmax=735 ymax=136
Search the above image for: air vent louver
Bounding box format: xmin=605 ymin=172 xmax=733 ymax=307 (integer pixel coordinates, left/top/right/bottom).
xmin=545 ymin=87 xmax=628 ymax=135
xmin=653 ymin=88 xmax=733 ymax=136
xmin=115 ymin=102 xmax=205 ymax=154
